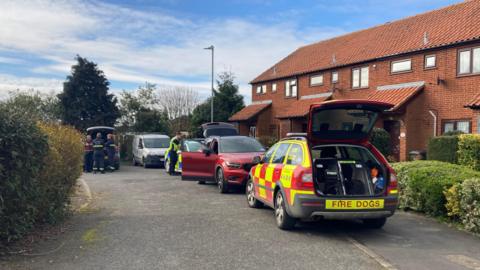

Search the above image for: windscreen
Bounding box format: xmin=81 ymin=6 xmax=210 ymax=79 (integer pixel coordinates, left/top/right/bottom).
xmin=311 ymin=109 xmax=378 ymax=140
xmin=204 ymin=128 xmax=238 ymax=137
xmin=184 ymin=140 xmax=202 ymax=152
xmin=220 ymin=137 xmax=265 ymax=153
xmin=143 ymin=138 xmax=170 ymax=148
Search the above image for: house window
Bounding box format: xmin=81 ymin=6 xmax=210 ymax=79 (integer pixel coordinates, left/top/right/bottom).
xmin=443 ymin=120 xmax=471 ymax=134
xmin=425 ymin=54 xmax=436 ymax=69
xmin=262 ymin=84 xmax=267 ymax=94
xmin=331 ymin=71 xmax=338 ymax=83
xmin=391 ymin=59 xmax=412 ymax=73
xmin=285 ymin=79 xmax=297 ymax=97
xmin=256 ymin=86 xmax=261 ymax=94
xmin=310 ymin=74 xmax=324 ymax=86
xmin=352 ymin=66 xmax=369 ymax=88
xmin=249 ymin=126 xmax=256 ymax=137
xmin=272 ymin=83 xmax=277 ymax=92
xmin=458 ymin=47 xmax=480 ymax=75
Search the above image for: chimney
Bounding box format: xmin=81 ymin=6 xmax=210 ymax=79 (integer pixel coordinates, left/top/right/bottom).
xmin=332 ymin=53 xmax=336 ymax=65
xmin=423 ymin=32 xmax=429 ymax=45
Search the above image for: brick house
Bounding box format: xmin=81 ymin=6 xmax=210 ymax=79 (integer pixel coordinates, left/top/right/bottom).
xmin=230 ymin=0 xmax=480 ymax=161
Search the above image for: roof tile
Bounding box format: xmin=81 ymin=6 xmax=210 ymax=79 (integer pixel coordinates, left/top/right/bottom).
xmin=276 ymin=96 xmax=331 ymax=119
xmin=229 ymin=102 xmax=271 ymax=121
xmin=465 ymin=93 xmax=480 ymax=108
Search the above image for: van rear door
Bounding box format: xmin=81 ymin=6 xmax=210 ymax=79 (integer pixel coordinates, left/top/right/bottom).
xmin=307 ymin=100 xmax=393 ymax=144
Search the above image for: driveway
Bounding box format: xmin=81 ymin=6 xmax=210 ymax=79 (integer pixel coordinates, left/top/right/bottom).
xmin=1 ymin=164 xmax=480 ymax=270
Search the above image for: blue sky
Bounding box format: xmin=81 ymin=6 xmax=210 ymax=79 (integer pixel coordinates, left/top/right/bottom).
xmin=0 ymin=0 xmax=460 ymax=101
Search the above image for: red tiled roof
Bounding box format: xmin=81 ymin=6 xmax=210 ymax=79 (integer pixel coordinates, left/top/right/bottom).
xmin=229 ymin=102 xmax=271 ymax=121
xmin=331 ymin=84 xmax=424 ymax=111
xmin=276 ymin=96 xmax=331 ymax=119
xmin=252 ymin=0 xmax=480 ymax=83
xmin=465 ymin=93 xmax=480 ymax=109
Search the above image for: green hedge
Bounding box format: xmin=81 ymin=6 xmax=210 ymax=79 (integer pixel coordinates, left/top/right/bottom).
xmin=445 ymin=178 xmax=480 ymax=233
xmin=427 ymin=135 xmax=459 ymax=163
xmin=392 ymin=161 xmax=480 ymax=217
xmin=370 ymin=128 xmax=391 ymax=158
xmin=457 ymin=134 xmax=480 ymax=171
xmin=0 ymin=113 xmax=83 ymax=245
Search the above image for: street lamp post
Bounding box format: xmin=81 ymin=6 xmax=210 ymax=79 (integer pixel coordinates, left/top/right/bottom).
xmin=204 ymin=45 xmax=214 ymax=123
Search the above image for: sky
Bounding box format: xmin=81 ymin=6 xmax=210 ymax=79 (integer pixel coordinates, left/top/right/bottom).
xmin=0 ymin=0 xmax=461 ymax=102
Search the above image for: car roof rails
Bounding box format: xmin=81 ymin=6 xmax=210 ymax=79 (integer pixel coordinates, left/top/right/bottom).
xmin=281 ymin=133 xmax=307 ymax=141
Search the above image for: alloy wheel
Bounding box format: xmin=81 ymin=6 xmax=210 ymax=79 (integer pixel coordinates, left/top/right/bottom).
xmin=275 ymin=193 xmax=284 ymax=225
xmin=217 ymin=169 xmax=224 ymax=190
xmin=247 ymin=181 xmax=255 ymax=206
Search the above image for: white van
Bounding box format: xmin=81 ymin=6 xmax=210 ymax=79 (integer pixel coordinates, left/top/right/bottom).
xmin=132 ymin=134 xmax=170 ymax=168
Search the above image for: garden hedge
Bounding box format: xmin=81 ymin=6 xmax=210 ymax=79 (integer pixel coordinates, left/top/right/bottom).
xmin=457 ymin=134 xmax=480 ymax=171
xmin=392 ymin=161 xmax=480 ymax=217
xmin=445 ymin=178 xmax=480 ymax=233
xmin=370 ymin=128 xmax=391 ymax=158
xmin=0 ymin=113 xmax=83 ymax=245
xmin=427 ymin=135 xmax=459 ymax=163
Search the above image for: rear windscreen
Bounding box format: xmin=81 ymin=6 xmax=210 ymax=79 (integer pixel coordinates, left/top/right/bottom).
xmin=220 ymin=137 xmax=265 ymax=153
xmin=204 ymin=128 xmax=238 ymax=137
xmin=311 ymin=109 xmax=377 ymax=140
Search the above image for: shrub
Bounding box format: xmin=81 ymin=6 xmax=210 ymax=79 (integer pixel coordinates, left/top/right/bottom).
xmin=443 ymin=130 xmax=465 ymax=136
xmin=445 ymin=178 xmax=480 ymax=233
xmin=457 ymin=134 xmax=480 ymax=171
xmin=370 ymin=128 xmax=391 ymax=157
xmin=427 ymin=135 xmax=459 ymax=163
xmin=392 ymin=161 xmax=480 ymax=216
xmin=37 ymin=123 xmax=84 ymax=223
xmin=0 ymin=109 xmax=49 ymax=244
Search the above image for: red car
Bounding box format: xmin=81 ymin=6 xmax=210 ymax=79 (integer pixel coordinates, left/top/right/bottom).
xmin=246 ymin=100 xmax=399 ymax=230
xmin=181 ymin=136 xmax=265 ymax=193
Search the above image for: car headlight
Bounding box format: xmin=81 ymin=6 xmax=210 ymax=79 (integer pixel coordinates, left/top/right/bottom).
xmin=226 ymin=161 xmax=242 ymax=169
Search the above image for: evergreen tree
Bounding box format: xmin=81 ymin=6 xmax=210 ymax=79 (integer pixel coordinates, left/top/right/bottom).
xmin=58 ymin=56 xmax=119 ymax=130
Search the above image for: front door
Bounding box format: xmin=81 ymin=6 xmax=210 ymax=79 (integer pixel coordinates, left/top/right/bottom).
xmin=383 ymin=120 xmax=401 ymax=161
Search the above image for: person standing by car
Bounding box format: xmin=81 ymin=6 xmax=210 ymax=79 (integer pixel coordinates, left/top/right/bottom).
xmin=105 ymin=133 xmax=116 ymax=172
xmin=167 ymin=132 xmax=182 ymax=175
xmin=92 ymin=133 xmax=105 ymax=174
xmin=84 ymin=135 xmax=94 ymax=172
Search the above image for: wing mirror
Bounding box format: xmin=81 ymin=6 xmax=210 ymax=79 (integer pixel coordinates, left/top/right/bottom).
xmin=252 ymin=156 xmax=263 ymax=165
xmin=203 ymin=148 xmax=212 ymax=156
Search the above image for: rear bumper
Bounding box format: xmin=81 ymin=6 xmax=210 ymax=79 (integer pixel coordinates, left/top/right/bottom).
xmin=287 ymin=193 xmax=398 ymax=220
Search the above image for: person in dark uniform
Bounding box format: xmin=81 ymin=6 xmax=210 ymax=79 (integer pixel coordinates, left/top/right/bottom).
xmin=168 ymin=132 xmax=182 ymax=175
xmin=84 ymin=135 xmax=94 ymax=172
xmin=92 ymin=133 xmax=105 ymax=174
xmin=105 ymin=133 xmax=116 ymax=172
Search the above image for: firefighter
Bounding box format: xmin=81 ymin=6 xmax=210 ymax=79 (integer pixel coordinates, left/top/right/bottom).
xmin=92 ymin=133 xmax=105 ymax=174
xmin=167 ymin=132 xmax=182 ymax=175
xmin=84 ymin=135 xmax=94 ymax=172
xmin=105 ymin=133 xmax=116 ymax=172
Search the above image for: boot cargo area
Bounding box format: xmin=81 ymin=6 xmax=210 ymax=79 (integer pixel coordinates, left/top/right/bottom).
xmin=311 ymin=144 xmax=387 ymax=197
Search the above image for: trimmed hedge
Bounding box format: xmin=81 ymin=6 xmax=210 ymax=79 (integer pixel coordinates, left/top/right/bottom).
xmin=370 ymin=128 xmax=391 ymax=158
xmin=457 ymin=134 xmax=480 ymax=171
xmin=445 ymin=178 xmax=480 ymax=233
xmin=0 ymin=114 xmax=83 ymax=245
xmin=427 ymin=135 xmax=459 ymax=163
xmin=392 ymin=161 xmax=480 ymax=217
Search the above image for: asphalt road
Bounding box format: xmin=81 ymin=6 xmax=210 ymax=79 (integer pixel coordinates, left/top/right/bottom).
xmin=2 ymin=164 xmax=480 ymax=270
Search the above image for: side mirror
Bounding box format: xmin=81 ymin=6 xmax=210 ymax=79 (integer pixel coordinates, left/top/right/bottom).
xmin=203 ymin=148 xmax=212 ymax=156
xmin=252 ymin=156 xmax=263 ymax=165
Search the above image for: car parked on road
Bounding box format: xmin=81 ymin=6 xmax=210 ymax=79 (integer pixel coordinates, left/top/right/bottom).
xmin=165 ymin=138 xmax=204 ymax=173
xmin=86 ymin=126 xmax=121 ymax=170
xmin=181 ymin=136 xmax=265 ymax=193
xmin=246 ymin=100 xmax=399 ymax=230
xmin=132 ymin=134 xmax=170 ymax=168
xmin=201 ymin=122 xmax=238 ymax=137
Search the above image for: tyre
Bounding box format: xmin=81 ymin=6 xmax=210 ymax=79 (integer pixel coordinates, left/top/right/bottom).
xmin=216 ymin=168 xmax=228 ymax=194
xmin=132 ymin=157 xmax=138 ymax=166
xmin=274 ymin=191 xmax=297 ymax=230
xmin=115 ymin=163 xmax=120 ymax=170
xmin=246 ymin=178 xmax=262 ymax=208
xmin=143 ymin=158 xmax=149 ymax=169
xmin=362 ymin=217 xmax=387 ymax=229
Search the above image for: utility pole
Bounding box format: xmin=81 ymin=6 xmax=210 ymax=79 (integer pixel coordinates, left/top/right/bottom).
xmin=204 ymin=45 xmax=214 ymax=122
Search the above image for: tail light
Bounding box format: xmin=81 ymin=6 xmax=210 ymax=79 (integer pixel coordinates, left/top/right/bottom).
xmin=293 ymin=170 xmax=314 ymax=190
xmin=386 ymin=168 xmax=398 ymax=196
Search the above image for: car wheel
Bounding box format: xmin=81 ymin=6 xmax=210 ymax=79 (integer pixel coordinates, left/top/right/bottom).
xmin=274 ymin=191 xmax=296 ymax=230
xmin=143 ymin=158 xmax=149 ymax=169
xmin=216 ymin=168 xmax=228 ymax=194
xmin=115 ymin=163 xmax=120 ymax=170
xmin=132 ymin=157 xmax=138 ymax=166
xmin=362 ymin=217 xmax=387 ymax=229
xmin=246 ymin=178 xmax=262 ymax=208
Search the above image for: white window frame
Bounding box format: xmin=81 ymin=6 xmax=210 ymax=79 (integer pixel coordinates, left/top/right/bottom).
xmin=331 ymin=71 xmax=338 ymax=83
xmin=391 ymin=59 xmax=412 ymax=73
xmin=458 ymin=47 xmax=480 ymax=75
xmin=352 ymin=66 xmax=369 ymax=88
xmin=262 ymin=84 xmax=267 ymax=94
xmin=425 ymin=54 xmax=436 ymax=69
xmin=285 ymin=79 xmax=297 ymax=97
xmin=256 ymin=86 xmax=261 ymax=94
xmin=272 ymin=83 xmax=277 ymax=92
xmin=310 ymin=74 xmax=324 ymax=86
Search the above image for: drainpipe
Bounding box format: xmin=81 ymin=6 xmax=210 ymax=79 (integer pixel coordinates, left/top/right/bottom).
xmin=428 ymin=110 xmax=437 ymax=137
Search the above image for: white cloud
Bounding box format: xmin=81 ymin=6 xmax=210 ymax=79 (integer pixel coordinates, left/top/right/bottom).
xmin=0 ymin=0 xmax=345 ymax=101
xmin=0 ymin=73 xmax=63 ymax=98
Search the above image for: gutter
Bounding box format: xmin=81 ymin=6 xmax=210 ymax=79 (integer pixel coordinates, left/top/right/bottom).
xmin=428 ymin=110 xmax=438 ymax=137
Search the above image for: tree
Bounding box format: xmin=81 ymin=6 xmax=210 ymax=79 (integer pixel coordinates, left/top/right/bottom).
xmin=58 ymin=56 xmax=120 ymax=130
xmin=157 ymin=86 xmax=200 ymax=120
xmin=190 ymin=71 xmax=245 ymax=134
xmin=0 ymin=90 xmax=62 ymax=122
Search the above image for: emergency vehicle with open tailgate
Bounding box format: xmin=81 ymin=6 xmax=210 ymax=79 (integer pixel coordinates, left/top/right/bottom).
xmin=246 ymin=100 xmax=399 ymax=230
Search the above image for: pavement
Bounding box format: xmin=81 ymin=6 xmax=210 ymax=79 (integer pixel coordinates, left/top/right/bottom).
xmin=1 ymin=164 xmax=480 ymax=270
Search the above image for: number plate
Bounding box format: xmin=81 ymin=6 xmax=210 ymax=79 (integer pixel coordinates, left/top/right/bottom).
xmin=325 ymin=199 xmax=384 ymax=210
